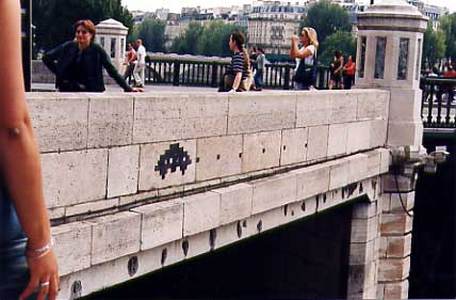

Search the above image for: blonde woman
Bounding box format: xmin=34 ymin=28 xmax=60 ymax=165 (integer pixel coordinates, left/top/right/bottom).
xmin=0 ymin=1 xmax=59 ymax=299
xmin=290 ymin=27 xmax=319 ymax=90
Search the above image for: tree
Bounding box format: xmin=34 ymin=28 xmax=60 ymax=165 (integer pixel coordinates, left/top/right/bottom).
xmin=301 ymin=0 xmax=352 ymax=46
xmin=197 ymin=21 xmax=245 ymax=57
xmin=133 ymin=18 xmax=166 ymax=53
xmin=319 ymin=31 xmax=356 ymax=65
xmin=422 ymin=23 xmax=446 ymax=68
xmin=440 ymin=13 xmax=456 ymax=60
xmin=171 ymin=22 xmax=204 ymax=55
xmin=33 ymin=0 xmax=133 ymax=53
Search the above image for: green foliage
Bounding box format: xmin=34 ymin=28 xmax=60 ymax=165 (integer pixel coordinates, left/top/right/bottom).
xmin=132 ymin=18 xmax=166 ymax=52
xmin=423 ymin=23 xmax=446 ymax=68
xmin=319 ymin=31 xmax=356 ymax=65
xmin=439 ymin=13 xmax=456 ymax=60
xmin=33 ymin=0 xmax=133 ymax=53
xmin=301 ymin=0 xmax=351 ymax=46
xmin=171 ymin=21 xmax=245 ymax=57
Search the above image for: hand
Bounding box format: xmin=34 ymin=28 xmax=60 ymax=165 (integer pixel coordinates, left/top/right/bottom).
xmin=20 ymin=250 xmax=59 ymax=300
xmin=291 ymin=35 xmax=299 ymax=43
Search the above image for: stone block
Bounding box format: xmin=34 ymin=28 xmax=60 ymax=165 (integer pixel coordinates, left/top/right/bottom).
xmin=183 ymin=231 xmax=212 ymax=259
xmin=352 ymin=201 xmax=378 ymax=220
xmin=296 ymin=92 xmax=330 ymax=127
xmin=133 ymin=199 xmax=183 ymax=250
xmin=381 ymin=213 xmax=413 ymax=235
xmin=347 ymin=154 xmax=369 ymax=183
xmin=90 ymin=211 xmax=141 ymax=265
xmin=379 ymin=237 xmax=388 ymax=259
xmin=195 ymin=135 xmax=242 ymax=181
xmin=378 ymin=257 xmax=410 ymax=282
xmin=384 ymin=280 xmax=409 ymax=299
xmin=28 ymin=94 xmax=89 ymax=152
xmin=280 ymin=128 xmax=309 ymax=166
xmin=329 ymin=91 xmax=358 ymax=124
xmin=287 ymin=196 xmax=318 ymax=222
xmin=214 ymin=222 xmax=243 ymax=249
xmin=48 ymin=207 xmax=65 ymax=220
xmin=386 ymin=234 xmax=412 ymax=258
xmin=370 ymin=119 xmax=388 ymax=148
xmin=349 ymin=239 xmax=376 ymax=265
xmin=317 ymin=190 xmax=348 ymax=212
xmin=214 ymin=183 xmax=253 ymax=226
xmin=183 ymin=191 xmax=220 ymax=236
xmin=390 ymin=192 xmax=415 ymax=213
xmin=327 ymin=123 xmax=348 ymax=157
xmin=307 ymin=125 xmax=329 ymax=161
xmin=389 ymin=88 xmax=422 ymax=122
xmin=52 ymin=222 xmax=92 ymax=276
xmin=183 ymin=178 xmax=221 ymax=192
xmin=87 ymin=94 xmax=134 ymax=148
xmin=242 ymin=131 xmax=281 ymax=173
xmin=387 ymin=121 xmax=423 ymax=148
xmin=159 ymin=240 xmax=185 ymax=268
xmin=227 ymin=93 xmax=296 ymax=134
xmin=41 ymin=149 xmax=108 ymax=208
xmin=107 ymin=145 xmax=140 ymax=198
xmin=251 ymin=173 xmax=297 ymax=214
xmin=347 ymin=261 xmax=377 ymax=299
xmin=138 ymin=140 xmax=196 ymax=191
xmin=133 ymin=94 xmax=228 ymax=144
xmin=294 ymin=164 xmax=330 ymax=201
xmin=328 ymin=158 xmax=349 ymax=191
xmin=366 ymin=151 xmax=382 ymax=178
xmin=65 ymin=198 xmax=119 ymax=217
xmin=357 ymin=90 xmax=390 ymax=121
xmin=378 ymin=148 xmax=391 ymax=174
xmin=351 ymin=216 xmax=379 ymax=243
xmin=347 ymin=121 xmax=371 ymax=154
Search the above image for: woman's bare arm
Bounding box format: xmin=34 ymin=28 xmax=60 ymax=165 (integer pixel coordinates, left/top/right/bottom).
xmin=0 ymin=1 xmax=58 ymax=300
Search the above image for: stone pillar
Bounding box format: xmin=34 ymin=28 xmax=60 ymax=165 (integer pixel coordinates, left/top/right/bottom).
xmin=355 ymin=1 xmax=428 ymax=299
xmin=95 ymin=19 xmax=129 ymax=72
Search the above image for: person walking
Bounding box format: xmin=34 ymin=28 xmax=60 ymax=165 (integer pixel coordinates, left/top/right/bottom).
xmin=123 ymin=42 xmax=137 ymax=83
xmin=329 ymin=51 xmax=344 ymax=89
xmin=290 ymin=27 xmax=319 ymax=90
xmin=133 ymin=39 xmax=147 ymax=88
xmin=219 ymin=31 xmax=251 ymax=92
xmin=43 ymin=20 xmax=140 ymax=92
xmin=0 ymin=1 xmax=59 ymax=299
xmin=343 ymin=55 xmax=356 ymax=90
xmin=254 ymin=48 xmax=266 ymax=91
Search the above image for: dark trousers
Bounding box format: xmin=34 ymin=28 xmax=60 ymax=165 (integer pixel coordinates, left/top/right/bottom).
xmin=344 ymin=75 xmax=355 ymax=90
xmin=254 ymin=69 xmax=264 ymax=89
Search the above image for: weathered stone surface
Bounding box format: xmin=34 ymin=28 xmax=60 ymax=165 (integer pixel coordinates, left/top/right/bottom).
xmin=107 ymin=145 xmax=140 ymax=198
xmin=133 ymin=94 xmax=228 ymax=144
xmin=227 ymin=93 xmax=296 ymax=134
xmin=138 ymin=140 xmax=196 ymax=190
xmin=183 ymin=192 xmax=220 ymax=236
xmin=132 ymin=199 xmax=183 ymax=250
xmin=242 ymin=131 xmax=281 ymax=173
xmin=196 ymin=135 xmax=242 ymax=181
xmin=296 ymin=92 xmax=330 ymax=127
xmin=347 ymin=121 xmax=371 ymax=154
xmin=214 ymin=183 xmax=253 ymax=226
xmin=65 ymin=198 xmax=119 ymax=217
xmin=52 ymin=222 xmax=92 ymax=276
xmin=329 ymin=91 xmax=358 ymax=124
xmin=366 ymin=151 xmax=382 ymax=178
xmin=250 ymin=173 xmax=297 ymax=214
xmin=118 ymin=190 xmax=158 ymax=206
xmin=378 ymin=257 xmax=410 ymax=281
xmin=347 ymin=261 xmax=378 ymax=299
xmin=28 ymin=94 xmax=89 ymax=152
xmin=328 ymin=158 xmax=349 ymax=190
xmin=357 ymin=90 xmax=389 ymax=121
xmin=294 ymin=164 xmax=330 ymax=200
xmin=381 ymin=213 xmax=413 ymax=235
xmin=87 ymin=94 xmax=134 ymax=148
xmin=353 ymin=201 xmax=379 ymax=220
xmin=389 ymin=192 xmax=415 ymax=213
xmin=183 ymin=231 xmax=212 ymax=259
xmin=349 ymin=238 xmax=376 ymax=265
xmin=90 ymin=211 xmax=141 ymax=265
xmin=386 ymin=234 xmax=412 ymax=258
xmin=327 ymin=123 xmax=348 ymax=157
xmin=370 ymin=119 xmax=388 ymax=148
xmin=48 ymin=207 xmax=65 ymax=220
xmin=42 ymin=149 xmax=108 ymax=208
xmin=384 ymin=280 xmax=409 ymax=299
xmin=307 ymin=125 xmax=329 ymax=161
xmin=378 ymin=148 xmax=391 ymax=174
xmin=347 ymin=154 xmax=369 ymax=183
xmin=351 ymin=216 xmax=379 ymax=243
xmin=280 ymin=128 xmax=308 ymax=166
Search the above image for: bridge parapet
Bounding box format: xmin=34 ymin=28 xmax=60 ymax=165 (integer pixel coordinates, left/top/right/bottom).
xmin=27 ymin=89 xmax=391 ymax=298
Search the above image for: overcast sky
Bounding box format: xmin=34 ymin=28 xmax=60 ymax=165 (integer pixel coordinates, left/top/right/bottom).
xmin=122 ymin=0 xmax=456 ymax=13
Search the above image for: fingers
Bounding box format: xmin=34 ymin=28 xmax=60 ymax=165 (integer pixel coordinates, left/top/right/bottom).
xmin=48 ymin=275 xmax=59 ymax=300
xmin=37 ymin=276 xmax=51 ymax=300
xmin=19 ymin=276 xmax=39 ymax=300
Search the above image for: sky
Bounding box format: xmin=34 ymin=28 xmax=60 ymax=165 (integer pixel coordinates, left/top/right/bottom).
xmin=121 ymin=0 xmax=456 ymax=13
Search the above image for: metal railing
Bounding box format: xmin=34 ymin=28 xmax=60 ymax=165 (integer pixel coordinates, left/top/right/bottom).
xmin=421 ymin=77 xmax=456 ymax=129
xmin=144 ymin=58 xmax=331 ymax=90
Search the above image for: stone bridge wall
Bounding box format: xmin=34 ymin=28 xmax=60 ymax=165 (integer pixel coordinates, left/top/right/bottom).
xmin=26 ymin=90 xmax=391 ymax=298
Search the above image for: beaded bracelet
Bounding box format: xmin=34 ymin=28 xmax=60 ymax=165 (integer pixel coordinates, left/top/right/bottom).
xmin=26 ymin=238 xmax=54 ymax=259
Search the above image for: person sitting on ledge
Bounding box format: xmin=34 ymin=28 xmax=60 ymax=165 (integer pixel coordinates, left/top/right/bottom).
xmin=43 ymin=19 xmax=142 ymax=93
xmin=219 ymin=31 xmax=251 ymax=92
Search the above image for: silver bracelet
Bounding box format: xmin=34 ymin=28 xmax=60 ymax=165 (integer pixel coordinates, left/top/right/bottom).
xmin=26 ymin=238 xmax=54 ymax=259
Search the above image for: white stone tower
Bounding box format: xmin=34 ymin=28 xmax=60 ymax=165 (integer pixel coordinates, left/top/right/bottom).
xmin=95 ymin=19 xmax=129 ymax=71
